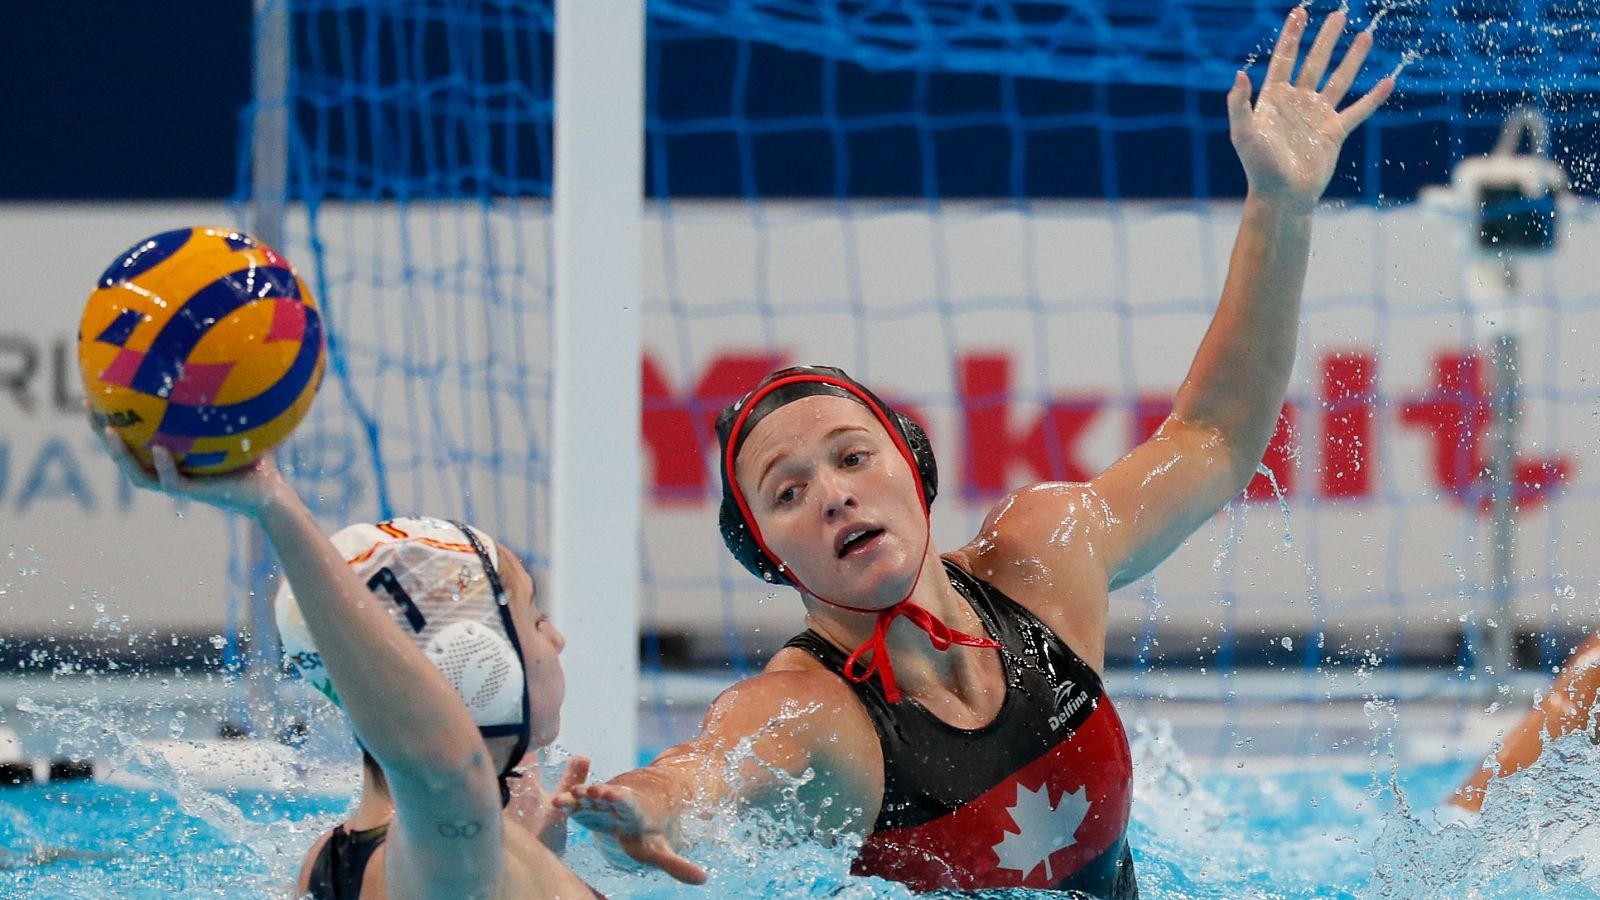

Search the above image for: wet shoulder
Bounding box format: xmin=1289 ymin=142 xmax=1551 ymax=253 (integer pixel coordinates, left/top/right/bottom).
xmin=743 ymin=654 xmax=875 ymax=723
xmin=959 ymin=482 xmax=1113 ymax=589
xmin=953 ymin=482 xmax=1115 ymax=671
xmin=740 ymin=651 xmax=885 ymax=781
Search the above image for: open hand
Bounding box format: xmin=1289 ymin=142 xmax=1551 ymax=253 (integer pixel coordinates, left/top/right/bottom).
xmin=508 ymin=755 xmax=591 ymax=854
xmin=90 ymin=402 xmax=287 ymax=519
xmin=553 ymin=781 xmax=709 ymax=885
xmin=1228 ymin=8 xmax=1395 ymax=213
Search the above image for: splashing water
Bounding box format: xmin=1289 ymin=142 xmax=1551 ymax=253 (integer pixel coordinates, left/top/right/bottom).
xmin=2 ymin=696 xmax=346 ymax=896
xmin=8 ymin=690 xmax=1600 ymax=896
xmin=1256 ymin=460 xmax=1296 ymax=550
xmin=1364 ymin=728 xmax=1600 ymax=899
xmin=1363 ymin=5 xmax=1392 ymax=38
xmin=1389 ymin=47 xmax=1421 ymax=82
xmin=1213 ymin=500 xmax=1244 ymax=574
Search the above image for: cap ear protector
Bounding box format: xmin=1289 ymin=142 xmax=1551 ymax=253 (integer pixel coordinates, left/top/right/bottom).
xmin=448 ymin=519 xmax=532 ymax=784
xmin=274 ymin=517 xmax=533 ymax=794
xmin=715 ymin=365 xmax=937 ymax=585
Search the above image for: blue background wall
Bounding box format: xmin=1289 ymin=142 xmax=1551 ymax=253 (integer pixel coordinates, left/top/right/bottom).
xmin=1 ymin=2 xmax=1555 ymax=202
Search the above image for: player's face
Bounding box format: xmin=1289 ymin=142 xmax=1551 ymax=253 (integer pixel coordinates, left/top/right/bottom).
xmin=498 ymin=547 xmax=565 ymax=748
xmin=736 ymin=396 xmax=928 ymax=608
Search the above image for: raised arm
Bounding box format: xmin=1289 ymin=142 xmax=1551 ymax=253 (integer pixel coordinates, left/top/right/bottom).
xmin=96 ymin=436 xmax=504 ymax=896
xmin=1090 ymin=8 xmax=1394 ymax=589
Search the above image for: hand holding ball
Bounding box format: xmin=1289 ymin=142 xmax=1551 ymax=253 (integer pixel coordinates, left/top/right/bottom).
xmin=79 ymin=227 xmax=326 ymax=475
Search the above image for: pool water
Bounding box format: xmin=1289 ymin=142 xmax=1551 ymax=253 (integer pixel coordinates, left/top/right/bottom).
xmin=4 ymin=718 xmax=1600 ymax=899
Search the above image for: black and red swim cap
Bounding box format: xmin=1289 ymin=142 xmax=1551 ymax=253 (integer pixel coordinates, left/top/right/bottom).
xmin=715 ymin=365 xmax=937 ymax=585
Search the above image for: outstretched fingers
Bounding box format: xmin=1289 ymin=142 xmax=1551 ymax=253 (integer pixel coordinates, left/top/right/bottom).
xmin=558 ymin=783 xmax=639 ymax=828
xmin=1320 ymin=28 xmax=1375 ymax=107
xmin=150 ymin=446 xmax=185 ymax=492
xmin=556 ymin=784 xmax=709 ymax=885
xmin=95 ymin=423 xmax=158 ymax=490
xmin=554 ymin=756 xmax=591 ymax=796
xmin=1294 ymin=9 xmax=1347 ymax=90
xmin=1336 ymin=76 xmax=1396 ymax=136
xmin=653 ymin=844 xmax=710 ymax=886
xmin=1263 ymin=7 xmax=1308 ymax=85
xmin=1229 ymin=7 xmax=1395 ymax=205
xmin=1226 ymin=70 xmax=1254 ymax=136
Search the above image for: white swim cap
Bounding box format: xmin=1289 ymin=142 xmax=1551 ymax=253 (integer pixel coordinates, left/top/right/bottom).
xmin=275 ymin=517 xmax=528 ymax=734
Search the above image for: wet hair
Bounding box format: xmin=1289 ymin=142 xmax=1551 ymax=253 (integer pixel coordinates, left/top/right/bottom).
xmin=714 ymin=365 xmax=937 ymax=585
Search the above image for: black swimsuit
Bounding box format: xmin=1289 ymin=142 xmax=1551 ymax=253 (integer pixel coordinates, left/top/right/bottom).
xmin=784 ymin=561 xmax=1138 ymax=896
xmin=306 ymin=822 xmax=387 ymax=900
xmin=304 ymin=820 xmax=606 ymax=899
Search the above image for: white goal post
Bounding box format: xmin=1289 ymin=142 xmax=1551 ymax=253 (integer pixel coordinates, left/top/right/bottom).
xmin=548 ymin=0 xmax=645 ymax=776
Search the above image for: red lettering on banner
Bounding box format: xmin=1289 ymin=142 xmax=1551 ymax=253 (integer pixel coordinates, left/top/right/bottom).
xmin=1398 ymin=353 xmax=1488 ymax=496
xmin=1397 ymin=352 xmax=1572 ymax=510
xmin=1514 ymin=459 xmax=1573 ymax=509
xmin=637 ymin=346 xmax=1576 ymax=509
xmin=641 ymin=353 xmax=784 ymax=501
xmin=958 ymin=354 xmax=1100 ymax=497
xmin=1320 ymin=351 xmax=1376 ymax=498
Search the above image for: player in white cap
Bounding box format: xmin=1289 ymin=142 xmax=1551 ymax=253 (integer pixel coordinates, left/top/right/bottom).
xmin=94 ymin=428 xmax=604 ymax=899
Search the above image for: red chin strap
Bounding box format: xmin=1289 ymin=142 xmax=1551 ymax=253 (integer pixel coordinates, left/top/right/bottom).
xmin=802 ymin=520 xmax=1000 ymax=705
xmin=839 ymin=598 xmax=1001 ymax=704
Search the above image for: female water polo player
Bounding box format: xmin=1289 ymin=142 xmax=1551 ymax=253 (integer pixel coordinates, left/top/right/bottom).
xmin=558 ymin=7 xmax=1395 ymax=895
xmin=93 ymin=431 xmax=602 ymax=899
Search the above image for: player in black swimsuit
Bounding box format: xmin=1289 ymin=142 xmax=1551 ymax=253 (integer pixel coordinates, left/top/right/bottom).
xmin=787 ymin=559 xmax=1136 ymax=894
xmin=558 ymin=8 xmax=1395 ymax=893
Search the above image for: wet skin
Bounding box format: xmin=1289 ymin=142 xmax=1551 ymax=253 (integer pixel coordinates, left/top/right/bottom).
xmin=556 ymin=6 xmax=1397 ymax=885
xmin=93 ymin=429 xmax=597 ymax=899
xmin=495 ymin=548 xmax=568 ymax=749
xmin=735 ymin=397 xmax=932 ymax=610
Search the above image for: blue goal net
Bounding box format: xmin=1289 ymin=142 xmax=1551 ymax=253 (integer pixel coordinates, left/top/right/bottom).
xmin=242 ymin=0 xmax=1600 ymax=766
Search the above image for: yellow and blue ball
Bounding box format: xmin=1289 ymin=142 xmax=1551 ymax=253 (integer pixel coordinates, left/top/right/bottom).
xmin=78 ymin=227 xmax=326 ymax=475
